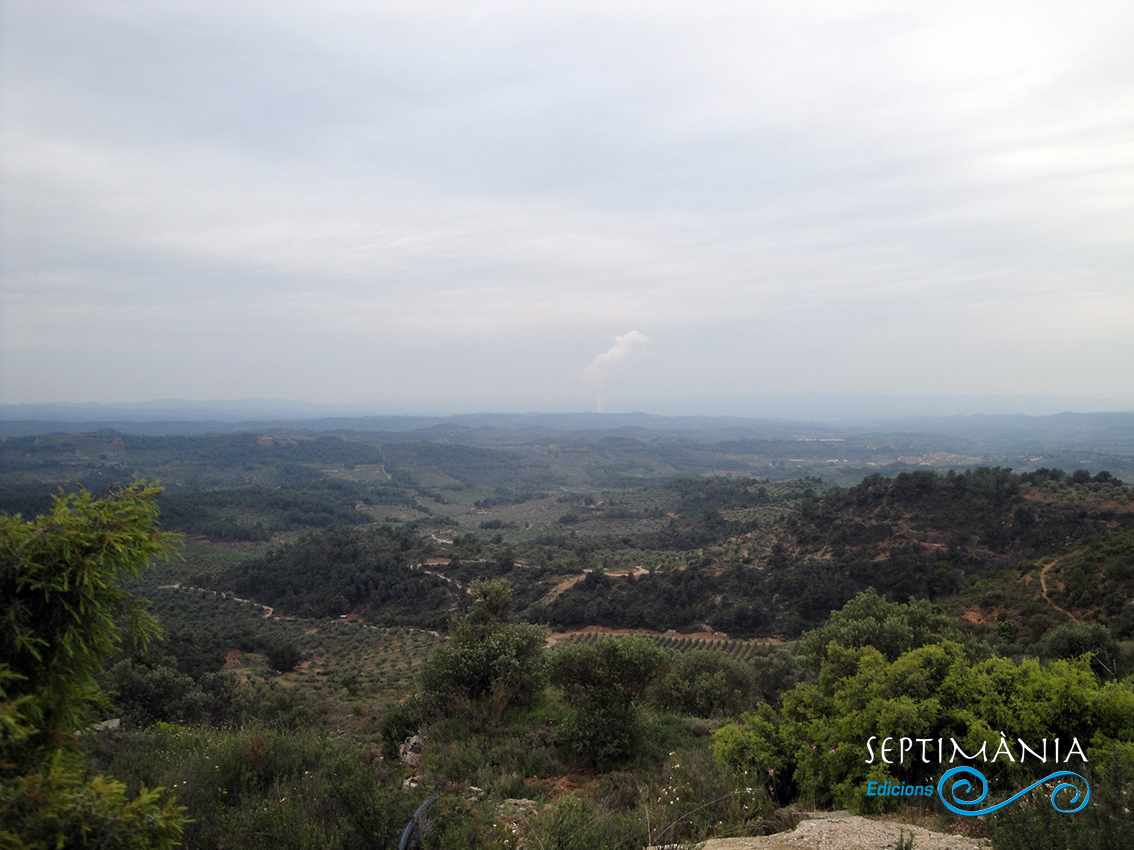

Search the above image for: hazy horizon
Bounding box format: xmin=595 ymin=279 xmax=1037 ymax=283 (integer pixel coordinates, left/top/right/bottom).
xmin=3 ymin=391 xmax=1133 ymax=424
xmin=3 ymin=3 xmax=1132 ymax=410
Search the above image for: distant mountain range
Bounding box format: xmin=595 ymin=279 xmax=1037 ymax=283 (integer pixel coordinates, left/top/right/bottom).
xmin=3 ymin=391 xmax=1132 ymax=426
xmin=1 ymin=400 xmax=1132 ymax=452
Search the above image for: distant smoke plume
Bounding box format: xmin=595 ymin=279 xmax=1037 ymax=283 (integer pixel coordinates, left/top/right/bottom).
xmin=582 ymin=330 xmax=650 ymax=412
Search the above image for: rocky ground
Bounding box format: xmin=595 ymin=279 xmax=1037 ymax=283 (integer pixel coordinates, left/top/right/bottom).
xmin=651 ymin=810 xmax=991 ymax=850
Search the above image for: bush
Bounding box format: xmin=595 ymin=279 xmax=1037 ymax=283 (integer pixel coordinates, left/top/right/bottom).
xmin=103 ymin=655 xmax=255 ymax=730
xmin=525 ymin=794 xmax=648 ymax=850
xmin=1 ymin=483 xmax=189 ymax=849
xmin=796 ymin=589 xmax=964 ymax=672
xmin=1032 ymin=623 xmax=1121 ymax=679
xmin=749 ymin=648 xmax=803 ymax=708
xmin=87 ymin=725 xmax=418 ymax=850
xmin=418 ymin=580 xmax=546 ymax=715
xmin=378 ymin=696 xmax=427 ymax=761
xmin=548 ymin=636 xmax=665 ymax=767
xmin=267 ymin=641 xmax=303 ymax=673
xmin=0 ymin=750 xmax=187 ymax=850
xmin=713 ymin=636 xmax=1134 ymax=814
xmin=990 ymin=761 xmax=1134 ymax=850
xmin=651 ymin=649 xmax=755 ymax=718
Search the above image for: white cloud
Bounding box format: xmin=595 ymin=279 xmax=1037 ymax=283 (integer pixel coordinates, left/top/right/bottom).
xmin=582 ymin=331 xmax=650 ymax=387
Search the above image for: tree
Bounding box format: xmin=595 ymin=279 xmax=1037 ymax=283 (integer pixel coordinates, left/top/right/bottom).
xmin=2 ymin=482 xmax=179 ymax=741
xmin=796 ymin=588 xmax=963 ymax=672
xmin=748 ymin=647 xmax=803 ymax=708
xmin=267 ymin=640 xmax=303 ymax=673
xmin=548 ymin=636 xmax=665 ymax=766
xmin=1 ymin=482 xmax=187 ymax=849
xmin=714 ymin=640 xmax=1134 ymax=815
xmin=1034 ymin=622 xmax=1121 ymax=679
xmin=417 ymin=579 xmax=545 ymax=715
xmin=652 ymin=648 xmax=755 ymax=718
xmin=101 ymin=651 xmax=253 ymax=729
xmin=924 ymin=560 xmax=964 ymax=599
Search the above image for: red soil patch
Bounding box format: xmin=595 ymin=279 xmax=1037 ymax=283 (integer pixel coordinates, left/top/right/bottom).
xmin=222 ymin=649 xmax=245 ymax=670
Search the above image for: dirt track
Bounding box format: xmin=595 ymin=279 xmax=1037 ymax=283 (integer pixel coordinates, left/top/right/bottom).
xmin=1038 ymin=560 xmax=1079 ymax=623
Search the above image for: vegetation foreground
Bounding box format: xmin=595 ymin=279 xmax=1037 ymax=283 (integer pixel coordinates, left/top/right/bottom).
xmin=3 ymin=476 xmax=1134 ymax=849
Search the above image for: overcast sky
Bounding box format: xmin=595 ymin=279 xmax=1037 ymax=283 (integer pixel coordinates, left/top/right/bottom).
xmin=2 ymin=1 xmax=1132 ymax=416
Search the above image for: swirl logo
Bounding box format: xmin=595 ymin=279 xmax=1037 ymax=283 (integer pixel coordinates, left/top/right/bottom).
xmin=936 ymin=766 xmax=1090 ymax=816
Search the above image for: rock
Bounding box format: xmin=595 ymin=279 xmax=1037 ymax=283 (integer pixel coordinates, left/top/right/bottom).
xmin=77 ymin=717 xmax=120 ymax=736
xmin=494 ymin=798 xmax=537 ymax=817
xmin=399 ymin=734 xmax=425 ymax=770
xmin=647 ymin=811 xmax=991 ymax=850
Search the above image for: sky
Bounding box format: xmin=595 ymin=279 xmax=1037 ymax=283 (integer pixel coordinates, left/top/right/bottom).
xmin=2 ymin=1 xmax=1133 ymax=417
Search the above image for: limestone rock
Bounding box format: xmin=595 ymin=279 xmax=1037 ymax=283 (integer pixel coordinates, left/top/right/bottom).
xmin=399 ymin=734 xmax=425 ymax=770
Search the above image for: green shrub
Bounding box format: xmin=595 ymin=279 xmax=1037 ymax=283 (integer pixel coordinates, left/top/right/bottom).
xmin=548 ymin=636 xmax=665 ymax=767
xmin=990 ymin=762 xmax=1134 ymax=850
xmin=714 ymin=637 xmax=1134 ymax=814
xmin=418 ymin=580 xmax=545 ymax=716
xmin=524 ymin=794 xmax=649 ymax=850
xmin=651 ymin=649 xmax=755 ymax=718
xmin=749 ymin=647 xmax=803 ymax=707
xmin=645 ymin=748 xmax=773 ymax=845
xmin=796 ymin=589 xmax=964 ymax=672
xmin=88 ymin=725 xmax=419 ymax=850
xmin=1 ymin=482 xmax=189 ymax=849
xmin=267 ymin=641 xmax=303 ymax=673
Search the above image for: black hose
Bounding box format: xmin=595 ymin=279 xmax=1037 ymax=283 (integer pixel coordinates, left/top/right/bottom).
xmin=397 ymin=796 xmax=438 ymax=850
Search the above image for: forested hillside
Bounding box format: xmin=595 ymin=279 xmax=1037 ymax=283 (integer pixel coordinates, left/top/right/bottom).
xmin=5 ymin=428 xmax=1131 ymax=641
xmin=233 ymin=524 xmax=453 ymax=623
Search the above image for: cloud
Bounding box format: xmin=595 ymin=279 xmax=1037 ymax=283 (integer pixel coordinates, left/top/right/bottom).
xmin=582 ymin=330 xmax=651 ymax=387
xmin=2 ymin=3 xmax=1133 ymax=406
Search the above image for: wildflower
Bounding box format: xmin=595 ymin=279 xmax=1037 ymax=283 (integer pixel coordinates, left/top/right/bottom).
xmin=768 ymin=768 xmax=774 ymax=776
xmin=811 ymin=744 xmax=816 ymax=750
xmin=829 ymin=747 xmax=836 ymax=754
